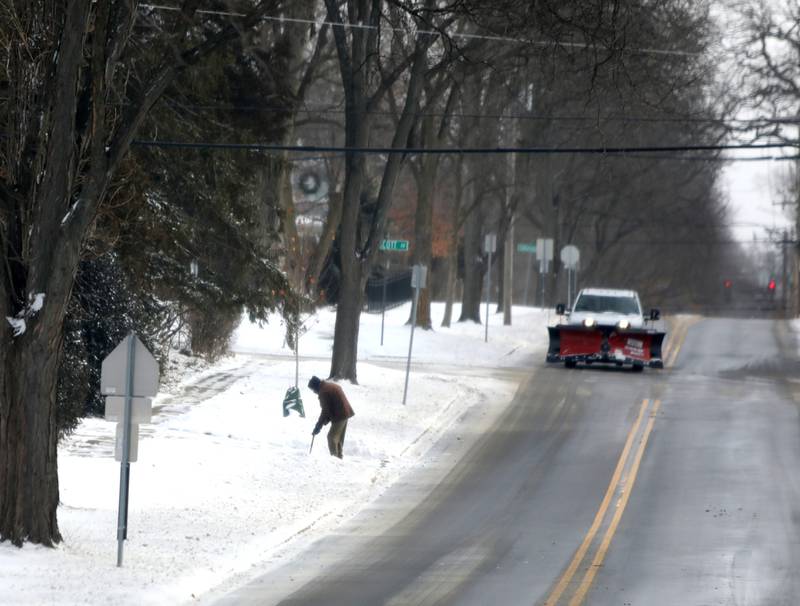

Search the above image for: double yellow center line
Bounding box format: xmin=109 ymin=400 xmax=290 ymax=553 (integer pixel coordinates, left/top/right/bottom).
xmin=543 ymin=315 xmax=695 ymax=604
xmin=662 ymin=315 xmax=701 ymax=369
xmin=544 ymin=398 xmax=662 ymax=606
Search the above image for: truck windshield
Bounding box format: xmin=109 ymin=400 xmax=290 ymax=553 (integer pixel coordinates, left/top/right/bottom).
xmin=573 ymin=294 xmax=640 ymax=315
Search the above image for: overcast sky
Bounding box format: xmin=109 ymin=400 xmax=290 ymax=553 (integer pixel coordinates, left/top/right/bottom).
xmin=711 ymin=0 xmax=796 ymax=244
xmin=722 ymin=153 xmax=795 ymax=243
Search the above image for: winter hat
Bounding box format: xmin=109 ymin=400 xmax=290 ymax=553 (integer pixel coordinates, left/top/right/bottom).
xmin=308 ymin=376 xmax=322 ymax=392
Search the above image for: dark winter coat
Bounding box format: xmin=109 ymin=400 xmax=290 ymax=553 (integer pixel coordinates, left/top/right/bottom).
xmin=315 ymin=381 xmax=355 ymax=427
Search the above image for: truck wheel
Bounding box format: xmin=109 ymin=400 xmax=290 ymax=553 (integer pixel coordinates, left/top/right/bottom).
xmin=565 ymin=360 xmax=577 ymax=369
xmin=631 ymin=363 xmax=644 ymax=372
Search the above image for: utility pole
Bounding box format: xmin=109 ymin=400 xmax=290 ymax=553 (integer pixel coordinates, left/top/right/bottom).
xmin=782 ymin=229 xmax=789 ymax=314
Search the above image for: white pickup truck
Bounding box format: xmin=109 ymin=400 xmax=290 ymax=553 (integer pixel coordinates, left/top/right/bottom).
xmin=546 ymin=288 xmax=665 ymax=371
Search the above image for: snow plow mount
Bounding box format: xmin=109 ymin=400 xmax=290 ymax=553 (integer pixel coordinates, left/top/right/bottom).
xmin=547 ymin=324 xmax=665 ymax=369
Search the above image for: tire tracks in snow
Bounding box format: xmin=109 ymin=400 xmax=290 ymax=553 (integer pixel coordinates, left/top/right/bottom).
xmin=60 ymin=359 xmax=264 ymax=458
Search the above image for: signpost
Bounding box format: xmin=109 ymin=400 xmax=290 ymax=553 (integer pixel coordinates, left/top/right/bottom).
xmin=517 ymin=242 xmax=536 ymax=305
xmin=379 ymin=239 xmax=409 ymax=345
xmin=560 ymin=245 xmax=580 ymax=309
xmin=101 ymin=334 xmax=159 ymax=567
xmin=403 ymin=264 xmax=426 ymax=405
xmin=484 ymin=234 xmax=497 ymax=342
xmin=381 ymin=260 xmax=389 ymax=346
xmin=536 ymin=238 xmax=554 ymax=307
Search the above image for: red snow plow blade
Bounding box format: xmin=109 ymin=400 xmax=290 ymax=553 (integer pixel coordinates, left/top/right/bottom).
xmin=547 ymin=325 xmax=665 ymax=369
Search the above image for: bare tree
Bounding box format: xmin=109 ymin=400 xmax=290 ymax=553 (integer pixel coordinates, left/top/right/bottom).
xmin=736 ymin=0 xmax=800 ymax=313
xmin=323 ymin=0 xmax=448 ymax=382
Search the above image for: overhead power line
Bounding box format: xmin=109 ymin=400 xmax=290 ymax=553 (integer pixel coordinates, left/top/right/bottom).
xmin=139 ymin=4 xmax=702 ymax=57
xmin=153 ymin=100 xmax=800 ymax=127
xmin=131 ymin=139 xmax=799 ymax=157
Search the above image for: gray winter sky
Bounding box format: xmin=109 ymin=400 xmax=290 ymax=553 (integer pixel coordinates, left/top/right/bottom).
xmin=711 ymin=0 xmax=796 ymax=244
xmin=722 ymin=153 xmax=795 ymax=243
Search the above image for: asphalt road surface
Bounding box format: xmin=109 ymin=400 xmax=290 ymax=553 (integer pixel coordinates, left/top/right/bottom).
xmin=214 ymin=317 xmax=800 ymax=605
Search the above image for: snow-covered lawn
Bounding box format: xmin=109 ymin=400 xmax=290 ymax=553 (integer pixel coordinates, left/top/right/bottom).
xmin=0 ymin=303 xmax=549 ymax=605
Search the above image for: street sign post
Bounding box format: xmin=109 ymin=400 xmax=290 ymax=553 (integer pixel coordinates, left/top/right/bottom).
xmin=560 ymin=245 xmax=580 ymax=309
xmin=536 ymin=238 xmax=554 ymax=307
xmin=380 ymin=239 xmax=409 ymax=251
xmin=517 ymin=242 xmax=537 ymax=305
xmin=101 ymin=334 xmax=159 ymax=567
xmin=484 ymin=234 xmax=497 ymax=342
xmin=380 ymin=260 xmax=389 ymax=346
xmin=403 ymin=264 xmax=427 ymax=405
xmin=380 ymin=240 xmax=408 ymax=346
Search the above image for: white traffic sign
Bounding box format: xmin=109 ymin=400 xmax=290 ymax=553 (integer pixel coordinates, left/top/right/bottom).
xmin=561 ymin=245 xmax=580 ymax=268
xmin=105 ymin=397 xmax=153 ymax=424
xmin=411 ymin=264 xmax=427 ymax=288
xmin=101 ymin=335 xmax=159 ymax=397
xmin=115 ymin=423 xmax=139 ymax=463
xmin=537 ymin=238 xmax=554 ymax=273
xmin=536 ymin=238 xmax=553 ymax=262
xmin=484 ymin=233 xmax=497 ymax=254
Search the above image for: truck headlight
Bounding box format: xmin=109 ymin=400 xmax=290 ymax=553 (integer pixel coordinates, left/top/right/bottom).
xmin=583 ymin=318 xmax=596 ymax=327
xmin=617 ymin=320 xmax=630 ymax=329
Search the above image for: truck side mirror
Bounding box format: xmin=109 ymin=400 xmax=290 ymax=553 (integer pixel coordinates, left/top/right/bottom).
xmin=556 ymin=303 xmax=566 ymax=315
xmin=649 ymin=308 xmax=660 ymax=321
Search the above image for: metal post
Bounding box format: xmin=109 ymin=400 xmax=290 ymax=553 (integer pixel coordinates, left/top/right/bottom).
xmin=380 ymin=260 xmax=388 ymax=346
xmin=540 ymin=260 xmax=546 ymax=309
xmin=485 ymin=249 xmax=492 ymax=343
xmin=117 ymin=334 xmax=135 ymax=567
xmin=573 ymin=260 xmax=579 ymax=307
xmin=523 ymin=251 xmax=533 ymax=306
xmin=402 ymin=284 xmax=420 ymax=405
xmin=567 ymin=267 xmax=572 ymax=310
xmin=294 ymin=323 xmax=299 ymax=389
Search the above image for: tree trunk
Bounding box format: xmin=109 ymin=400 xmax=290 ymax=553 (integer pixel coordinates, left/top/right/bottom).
xmin=408 ymin=116 xmax=438 ymax=330
xmin=459 ymin=177 xmax=483 ymax=323
xmin=326 ymin=1 xmax=430 ymax=381
xmin=442 ymin=156 xmax=464 ymax=328
xmin=441 ymin=254 xmax=458 ymax=328
xmin=276 ymin=156 xmax=303 ymax=290
xmin=329 ymin=130 xmax=368 ymax=381
xmin=503 ymin=221 xmax=514 ymax=325
xmin=495 ymin=229 xmax=505 ymax=314
xmin=1 ymin=179 xmax=89 ymax=545
xmin=1 ymin=314 xmax=66 ymax=546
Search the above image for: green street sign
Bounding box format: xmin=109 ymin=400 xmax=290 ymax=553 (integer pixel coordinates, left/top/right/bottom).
xmin=380 ymin=239 xmax=409 ymax=251
xmin=517 ymin=243 xmax=537 ymax=253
